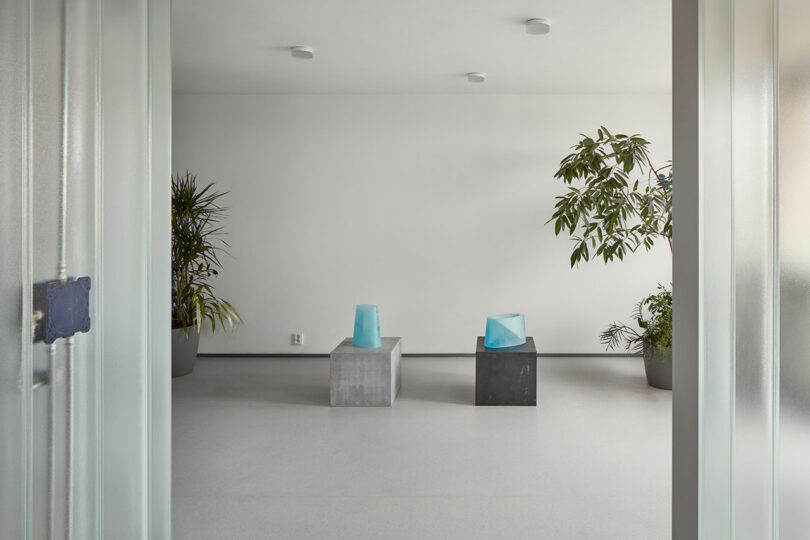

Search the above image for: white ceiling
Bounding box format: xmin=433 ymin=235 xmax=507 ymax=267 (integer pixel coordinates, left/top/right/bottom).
xmin=172 ymin=0 xmax=671 ymax=95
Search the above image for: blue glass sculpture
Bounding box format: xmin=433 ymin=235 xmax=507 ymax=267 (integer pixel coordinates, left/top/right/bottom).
xmin=353 ymin=304 xmax=382 ymax=348
xmin=484 ymin=313 xmax=526 ymax=348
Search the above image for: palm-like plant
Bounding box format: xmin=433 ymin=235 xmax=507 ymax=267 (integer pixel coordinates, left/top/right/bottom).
xmin=600 ymin=285 xmax=672 ymax=353
xmin=172 ymin=172 xmax=240 ymax=335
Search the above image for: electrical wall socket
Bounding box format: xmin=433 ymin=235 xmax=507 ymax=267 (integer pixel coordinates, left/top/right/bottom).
xmin=292 ymin=333 xmax=304 ymax=345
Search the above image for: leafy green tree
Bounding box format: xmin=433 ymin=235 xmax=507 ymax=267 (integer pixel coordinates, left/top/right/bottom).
xmin=548 ymin=128 xmax=672 ymax=352
xmin=548 ymin=127 xmax=671 ymax=267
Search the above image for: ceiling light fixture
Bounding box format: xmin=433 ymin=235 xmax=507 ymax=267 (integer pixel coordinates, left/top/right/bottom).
xmin=290 ymin=46 xmax=314 ymax=59
xmin=525 ymin=18 xmax=551 ymax=35
xmin=467 ymin=72 xmax=486 ymax=83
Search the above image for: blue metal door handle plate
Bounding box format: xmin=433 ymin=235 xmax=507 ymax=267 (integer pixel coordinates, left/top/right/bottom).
xmin=33 ymin=277 xmax=91 ymax=344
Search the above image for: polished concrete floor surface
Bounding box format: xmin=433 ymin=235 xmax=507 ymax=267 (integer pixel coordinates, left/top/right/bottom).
xmin=173 ymin=356 xmax=671 ymax=540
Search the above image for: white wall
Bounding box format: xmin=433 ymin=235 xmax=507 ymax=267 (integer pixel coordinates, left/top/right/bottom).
xmin=172 ymin=93 xmax=672 ymax=354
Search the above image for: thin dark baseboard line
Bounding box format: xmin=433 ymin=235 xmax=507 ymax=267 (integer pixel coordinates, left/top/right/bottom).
xmin=197 ymin=352 xmax=642 ymax=358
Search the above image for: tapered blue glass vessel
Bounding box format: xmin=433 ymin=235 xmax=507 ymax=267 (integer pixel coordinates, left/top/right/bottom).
xmin=353 ymin=304 xmax=382 ymax=348
xmin=484 ymin=313 xmax=526 ymax=348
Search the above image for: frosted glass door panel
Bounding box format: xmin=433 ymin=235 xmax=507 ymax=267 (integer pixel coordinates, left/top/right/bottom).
xmin=778 ymin=0 xmax=810 ymax=538
xmin=100 ymin=0 xmax=149 ymax=535
xmin=733 ymin=0 xmax=777 ymax=537
xmin=62 ymin=1 xmax=103 ymax=538
xmin=697 ymin=0 xmax=779 ymax=538
xmin=0 ymin=0 xmax=170 ymax=538
xmin=700 ymin=0 xmax=735 ymax=537
xmin=0 ymin=1 xmax=33 ymax=538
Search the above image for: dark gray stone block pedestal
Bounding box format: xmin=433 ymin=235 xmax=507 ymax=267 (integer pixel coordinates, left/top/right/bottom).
xmin=330 ymin=337 xmax=401 ymax=406
xmin=475 ymin=336 xmax=537 ymax=406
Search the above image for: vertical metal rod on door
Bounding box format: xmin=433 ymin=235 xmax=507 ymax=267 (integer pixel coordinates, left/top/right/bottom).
xmin=56 ymin=0 xmax=74 ymax=537
xmin=47 ymin=343 xmax=57 ymax=540
xmin=65 ymin=336 xmax=74 ymax=540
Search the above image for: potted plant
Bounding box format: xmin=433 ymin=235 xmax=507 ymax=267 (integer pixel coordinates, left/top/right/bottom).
xmin=600 ymin=285 xmax=672 ymax=389
xmin=547 ymin=127 xmax=672 ymax=389
xmin=171 ymin=172 xmax=241 ymax=377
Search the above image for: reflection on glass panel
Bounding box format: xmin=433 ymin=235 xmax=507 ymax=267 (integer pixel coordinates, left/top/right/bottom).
xmin=29 ymin=0 xmax=70 ymax=538
xmin=700 ymin=0 xmax=735 ymax=537
xmin=63 ymin=1 xmax=101 ymax=538
xmin=779 ymin=0 xmax=810 ymax=538
xmin=0 ymin=0 xmax=32 ymax=538
xmin=100 ymin=0 xmax=150 ymax=536
xmin=733 ymin=0 xmax=777 ymax=538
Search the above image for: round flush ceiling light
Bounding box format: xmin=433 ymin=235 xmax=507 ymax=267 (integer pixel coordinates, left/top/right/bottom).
xmin=467 ymin=72 xmax=486 ymax=83
xmin=290 ymin=46 xmax=314 ymax=59
xmin=525 ymin=18 xmax=551 ymax=35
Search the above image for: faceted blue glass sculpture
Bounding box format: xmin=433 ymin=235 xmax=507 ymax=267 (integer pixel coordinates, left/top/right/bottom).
xmin=353 ymin=304 xmax=382 ymax=348
xmin=484 ymin=313 xmax=526 ymax=349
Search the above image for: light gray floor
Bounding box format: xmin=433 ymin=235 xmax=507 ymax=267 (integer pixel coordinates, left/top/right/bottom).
xmin=173 ymin=356 xmax=671 ymax=540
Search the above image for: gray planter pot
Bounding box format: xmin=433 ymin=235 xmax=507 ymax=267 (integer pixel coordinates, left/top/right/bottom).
xmin=643 ymin=345 xmax=672 ymax=390
xmin=172 ymin=327 xmax=200 ymax=378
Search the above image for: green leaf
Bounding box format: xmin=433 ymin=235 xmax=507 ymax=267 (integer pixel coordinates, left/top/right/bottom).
xmin=545 ymin=127 xmax=671 ymax=268
xmin=172 ymin=171 xmax=243 ymax=332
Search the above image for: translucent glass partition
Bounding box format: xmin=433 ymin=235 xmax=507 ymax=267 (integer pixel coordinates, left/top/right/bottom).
xmin=699 ymin=0 xmax=735 ymax=536
xmin=0 ymin=0 xmax=170 ymax=538
xmin=0 ymin=1 xmax=33 ymax=538
xmin=778 ymin=0 xmax=810 ymax=538
xmin=732 ymin=0 xmax=777 ymax=537
xmin=687 ymin=0 xmax=810 ymax=537
xmin=100 ymin=0 xmax=172 ymax=535
xmin=698 ymin=0 xmax=780 ymax=533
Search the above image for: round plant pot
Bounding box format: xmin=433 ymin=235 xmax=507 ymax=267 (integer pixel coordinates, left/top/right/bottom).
xmin=172 ymin=326 xmax=200 ymax=378
xmin=643 ymin=345 xmax=672 ymax=390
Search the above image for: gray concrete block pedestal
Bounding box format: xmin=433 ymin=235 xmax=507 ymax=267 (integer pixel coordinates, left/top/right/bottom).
xmin=330 ymin=337 xmax=402 ymax=406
